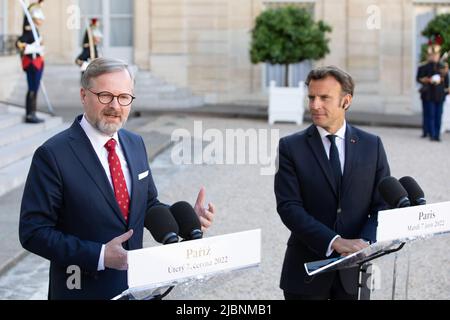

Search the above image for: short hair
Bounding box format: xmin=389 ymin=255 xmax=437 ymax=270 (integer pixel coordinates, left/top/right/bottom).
xmin=81 ymin=57 xmax=135 ymax=89
xmin=305 ymin=66 xmax=355 ymax=96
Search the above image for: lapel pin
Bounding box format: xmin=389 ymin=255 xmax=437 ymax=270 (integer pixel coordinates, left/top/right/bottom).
xmin=351 ymin=139 xmax=356 ymax=144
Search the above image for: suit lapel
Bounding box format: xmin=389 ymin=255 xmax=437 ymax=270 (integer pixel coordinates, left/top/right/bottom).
xmin=118 ymin=130 xmax=140 ymax=229
xmin=306 ymin=125 xmax=338 ymax=197
xmin=342 ymin=124 xmax=358 ymax=196
xmin=68 ymin=117 xmax=127 ymax=227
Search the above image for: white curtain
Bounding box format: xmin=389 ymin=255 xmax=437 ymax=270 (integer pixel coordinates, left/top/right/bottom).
xmin=111 ymin=0 xmax=132 ymax=14
xmin=110 ymin=0 xmax=133 ymax=47
xmin=110 ymin=18 xmax=133 ymax=46
xmin=79 ymin=0 xmax=102 ymax=15
xmin=265 ymin=61 xmax=312 ymax=88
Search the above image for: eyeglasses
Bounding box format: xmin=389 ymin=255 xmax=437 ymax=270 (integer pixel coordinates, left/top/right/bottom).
xmin=87 ymin=88 xmax=136 ymax=106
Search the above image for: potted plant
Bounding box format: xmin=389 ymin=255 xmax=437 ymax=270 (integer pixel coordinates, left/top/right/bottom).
xmin=420 ymin=13 xmax=450 ymax=65
xmin=250 ymin=6 xmax=332 ymax=124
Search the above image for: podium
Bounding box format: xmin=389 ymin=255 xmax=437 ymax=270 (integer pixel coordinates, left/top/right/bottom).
xmin=112 ymin=229 xmax=261 ymax=300
xmin=304 ymin=201 xmax=450 ymax=300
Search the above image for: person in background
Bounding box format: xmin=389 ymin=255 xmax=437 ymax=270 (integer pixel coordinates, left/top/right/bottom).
xmin=75 ymin=18 xmax=103 ymax=77
xmin=417 ymin=43 xmax=448 ymax=142
xmin=16 ymin=0 xmax=45 ymax=124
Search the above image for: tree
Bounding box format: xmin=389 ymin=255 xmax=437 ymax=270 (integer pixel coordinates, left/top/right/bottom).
xmin=420 ymin=13 xmax=450 ymax=65
xmin=249 ymin=6 xmax=332 ymax=86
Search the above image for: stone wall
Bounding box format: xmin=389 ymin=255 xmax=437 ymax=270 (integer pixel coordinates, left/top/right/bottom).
xmin=6 ymin=0 xmax=442 ymax=113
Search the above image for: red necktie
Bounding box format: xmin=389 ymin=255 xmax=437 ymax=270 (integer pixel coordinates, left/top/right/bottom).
xmin=105 ymin=138 xmax=130 ymax=222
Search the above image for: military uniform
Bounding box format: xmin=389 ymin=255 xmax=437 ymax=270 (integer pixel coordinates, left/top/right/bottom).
xmin=75 ymin=19 xmax=102 ymax=76
xmin=416 ymin=44 xmax=449 ymax=141
xmin=16 ymin=0 xmax=45 ymax=124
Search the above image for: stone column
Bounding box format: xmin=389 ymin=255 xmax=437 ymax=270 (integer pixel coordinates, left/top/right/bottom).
xmin=378 ymin=0 xmax=413 ymax=114
xmin=315 ymin=0 xmax=348 ymax=70
xmin=39 ymin=0 xmax=78 ymax=64
xmin=134 ymin=0 xmax=150 ymax=70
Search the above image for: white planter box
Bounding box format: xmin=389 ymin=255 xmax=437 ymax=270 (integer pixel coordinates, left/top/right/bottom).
xmin=268 ymin=80 xmax=306 ymax=125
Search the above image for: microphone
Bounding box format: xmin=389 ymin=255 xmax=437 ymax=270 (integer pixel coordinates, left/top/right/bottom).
xmin=378 ymin=176 xmax=411 ymax=208
xmin=145 ymin=206 xmax=179 ymax=244
xmin=399 ymin=176 xmax=426 ymax=206
xmin=170 ymin=201 xmax=203 ymax=240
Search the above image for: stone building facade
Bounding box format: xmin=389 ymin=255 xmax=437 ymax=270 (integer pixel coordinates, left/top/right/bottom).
xmin=1 ymin=0 xmax=449 ymax=113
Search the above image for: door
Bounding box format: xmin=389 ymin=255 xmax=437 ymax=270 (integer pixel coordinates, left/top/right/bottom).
xmin=79 ymin=0 xmax=134 ymax=63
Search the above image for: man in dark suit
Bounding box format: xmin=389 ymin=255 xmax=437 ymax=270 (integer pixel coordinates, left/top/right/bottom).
xmin=417 ymin=44 xmax=449 ymax=142
xmin=19 ymin=57 xmax=215 ymax=300
xmin=274 ymin=66 xmax=390 ymax=300
xmin=16 ymin=0 xmax=46 ymax=123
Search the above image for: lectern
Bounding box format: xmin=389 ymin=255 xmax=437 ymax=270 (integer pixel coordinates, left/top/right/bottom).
xmin=304 ymin=201 xmax=450 ymax=300
xmin=112 ymin=229 xmax=261 ymax=300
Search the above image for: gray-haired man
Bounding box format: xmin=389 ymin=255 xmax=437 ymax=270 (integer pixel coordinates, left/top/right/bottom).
xmin=19 ymin=57 xmax=215 ymax=299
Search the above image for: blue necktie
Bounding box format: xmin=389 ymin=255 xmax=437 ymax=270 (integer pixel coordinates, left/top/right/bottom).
xmin=327 ymin=134 xmax=342 ymax=194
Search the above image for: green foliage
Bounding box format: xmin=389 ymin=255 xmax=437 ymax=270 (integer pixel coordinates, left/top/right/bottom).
xmin=249 ymin=6 xmax=332 ymax=65
xmin=420 ymin=13 xmax=450 ymax=65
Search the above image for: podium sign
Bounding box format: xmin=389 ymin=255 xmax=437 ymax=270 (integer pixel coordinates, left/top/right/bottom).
xmin=126 ymin=229 xmax=261 ymax=294
xmin=304 ymin=202 xmax=450 ymax=277
xmin=377 ymin=201 xmax=450 ymax=242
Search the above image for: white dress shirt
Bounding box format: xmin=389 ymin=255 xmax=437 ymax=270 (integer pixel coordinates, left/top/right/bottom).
xmin=316 ymin=122 xmax=346 ymax=257
xmin=80 ymin=115 xmax=132 ymax=271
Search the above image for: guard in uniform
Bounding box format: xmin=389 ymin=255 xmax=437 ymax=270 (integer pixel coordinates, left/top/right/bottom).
xmin=417 ymin=39 xmax=449 ymax=141
xmin=16 ymin=0 xmax=45 ymax=124
xmin=75 ymin=18 xmax=103 ymax=75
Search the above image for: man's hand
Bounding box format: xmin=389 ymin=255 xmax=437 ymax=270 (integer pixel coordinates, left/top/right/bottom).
xmin=104 ymin=229 xmax=133 ymax=270
xmin=331 ymin=237 xmax=369 ymax=257
xmin=194 ymin=186 xmax=216 ymax=232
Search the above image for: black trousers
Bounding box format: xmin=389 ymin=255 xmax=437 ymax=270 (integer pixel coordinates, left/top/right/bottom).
xmin=284 ymin=275 xmax=358 ymax=300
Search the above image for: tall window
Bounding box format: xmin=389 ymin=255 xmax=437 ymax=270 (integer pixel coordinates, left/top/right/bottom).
xmin=110 ymin=0 xmax=133 ymax=47
xmin=79 ymin=0 xmax=103 ymax=48
xmin=262 ymin=0 xmax=315 ymax=88
xmin=79 ymin=0 xmax=134 ymax=62
xmin=264 ymin=61 xmax=312 ymax=88
xmin=0 ymin=0 xmax=6 ymax=35
xmin=0 ymin=0 xmax=12 ymax=56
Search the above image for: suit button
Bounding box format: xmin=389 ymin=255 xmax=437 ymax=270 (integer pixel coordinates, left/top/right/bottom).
xmin=337 ymin=208 xmax=342 ymax=214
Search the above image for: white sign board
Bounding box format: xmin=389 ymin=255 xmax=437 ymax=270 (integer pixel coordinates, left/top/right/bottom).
xmin=376 ymin=201 xmax=450 ymax=242
xmin=127 ymin=229 xmax=261 ymax=292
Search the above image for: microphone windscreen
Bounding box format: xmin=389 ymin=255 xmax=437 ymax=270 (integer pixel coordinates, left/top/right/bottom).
xmin=399 ymin=176 xmax=425 ymax=201
xmin=145 ymin=206 xmax=179 ymax=243
xmin=378 ymin=176 xmax=409 ymax=208
xmin=170 ymin=201 xmax=201 ymax=239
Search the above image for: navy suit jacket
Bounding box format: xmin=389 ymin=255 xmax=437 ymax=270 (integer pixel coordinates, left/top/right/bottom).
xmin=19 ymin=115 xmax=163 ymax=299
xmin=274 ymin=124 xmax=390 ymax=296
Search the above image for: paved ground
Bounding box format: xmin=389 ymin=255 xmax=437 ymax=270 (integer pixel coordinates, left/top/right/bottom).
xmin=0 ymin=114 xmax=449 ymax=300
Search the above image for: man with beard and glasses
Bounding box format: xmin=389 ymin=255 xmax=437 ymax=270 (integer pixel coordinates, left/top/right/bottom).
xmin=19 ymin=57 xmax=216 ymax=300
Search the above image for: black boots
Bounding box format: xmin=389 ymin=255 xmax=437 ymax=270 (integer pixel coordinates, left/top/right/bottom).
xmin=25 ymin=91 xmax=44 ymax=124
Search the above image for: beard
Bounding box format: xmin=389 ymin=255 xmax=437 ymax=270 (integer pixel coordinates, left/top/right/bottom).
xmin=95 ymin=109 xmax=128 ymax=136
